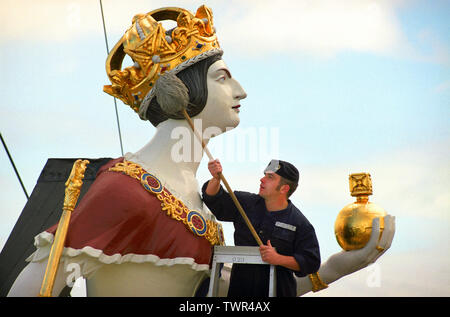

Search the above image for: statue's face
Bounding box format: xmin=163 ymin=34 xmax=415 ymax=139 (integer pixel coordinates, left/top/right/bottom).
xmin=195 ymin=60 xmax=247 ymax=135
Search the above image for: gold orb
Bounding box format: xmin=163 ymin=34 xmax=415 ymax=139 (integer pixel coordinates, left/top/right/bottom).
xmin=334 ymin=172 xmax=387 ymax=251
xmin=334 ymin=199 xmax=386 ymax=251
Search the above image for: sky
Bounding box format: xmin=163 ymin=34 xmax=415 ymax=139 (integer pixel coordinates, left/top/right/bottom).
xmin=0 ymin=0 xmax=449 ymax=296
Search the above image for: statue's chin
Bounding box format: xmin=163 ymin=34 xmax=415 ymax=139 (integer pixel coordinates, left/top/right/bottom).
xmin=231 ymin=116 xmax=240 ymax=128
xmin=223 ymin=114 xmax=240 ymax=131
xmin=204 ymin=117 xmax=240 ymax=139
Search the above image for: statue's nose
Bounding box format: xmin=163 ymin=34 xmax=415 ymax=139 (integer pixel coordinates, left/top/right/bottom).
xmin=232 ymin=79 xmax=247 ymax=100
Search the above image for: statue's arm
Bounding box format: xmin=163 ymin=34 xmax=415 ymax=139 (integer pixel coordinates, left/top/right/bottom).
xmin=7 ymin=260 xmax=68 ymax=297
xmin=296 ymin=215 xmax=396 ymax=296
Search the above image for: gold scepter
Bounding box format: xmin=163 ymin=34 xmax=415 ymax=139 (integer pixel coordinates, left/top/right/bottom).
xmin=39 ymin=159 xmax=89 ymax=297
xmin=154 ymin=73 xmax=263 ymax=246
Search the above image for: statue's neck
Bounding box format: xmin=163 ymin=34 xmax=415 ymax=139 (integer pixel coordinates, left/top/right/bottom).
xmin=126 ymin=119 xmax=210 ymax=211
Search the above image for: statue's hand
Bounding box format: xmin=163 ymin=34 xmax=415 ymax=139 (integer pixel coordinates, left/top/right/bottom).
xmin=325 ymin=215 xmax=396 ymax=279
xmin=296 ymin=215 xmax=395 ymax=296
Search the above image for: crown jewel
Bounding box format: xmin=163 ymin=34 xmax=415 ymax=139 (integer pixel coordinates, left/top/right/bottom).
xmin=103 ymin=6 xmax=222 ymax=120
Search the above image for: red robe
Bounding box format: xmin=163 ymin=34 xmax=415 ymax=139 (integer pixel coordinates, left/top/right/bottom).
xmin=30 ymin=158 xmax=221 ymax=274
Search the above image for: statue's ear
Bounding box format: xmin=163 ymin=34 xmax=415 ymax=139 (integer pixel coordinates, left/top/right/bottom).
xmin=154 ymin=72 xmax=189 ymax=117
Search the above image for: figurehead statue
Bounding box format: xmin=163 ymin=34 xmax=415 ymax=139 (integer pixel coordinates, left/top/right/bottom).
xmin=8 ymin=5 xmax=247 ymax=297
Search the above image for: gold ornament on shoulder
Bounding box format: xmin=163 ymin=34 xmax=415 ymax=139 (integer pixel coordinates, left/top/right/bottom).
xmin=108 ymin=160 xmax=224 ymax=246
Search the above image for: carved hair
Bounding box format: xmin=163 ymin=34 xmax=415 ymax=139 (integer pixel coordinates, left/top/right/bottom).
xmin=145 ymin=54 xmax=223 ymax=127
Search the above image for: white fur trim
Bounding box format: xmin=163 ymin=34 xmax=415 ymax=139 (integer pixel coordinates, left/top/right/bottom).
xmin=26 ymin=231 xmax=210 ymax=279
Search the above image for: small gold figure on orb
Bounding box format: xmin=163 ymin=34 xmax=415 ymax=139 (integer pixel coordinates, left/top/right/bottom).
xmin=334 ymin=173 xmax=387 ymax=251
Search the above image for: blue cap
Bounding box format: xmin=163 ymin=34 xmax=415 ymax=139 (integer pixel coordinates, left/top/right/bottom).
xmin=264 ymin=159 xmax=299 ymax=183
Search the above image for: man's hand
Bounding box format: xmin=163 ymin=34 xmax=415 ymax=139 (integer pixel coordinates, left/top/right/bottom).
xmin=260 ymin=240 xmax=279 ymax=264
xmin=208 ymin=159 xmax=222 ymax=180
xmin=295 ymin=215 xmax=396 ymax=296
xmin=260 ymin=240 xmax=301 ymax=271
xmin=205 ymin=159 xmax=222 ymax=196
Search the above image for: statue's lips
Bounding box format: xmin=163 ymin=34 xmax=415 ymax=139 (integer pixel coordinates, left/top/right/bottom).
xmin=232 ymin=105 xmax=240 ymax=109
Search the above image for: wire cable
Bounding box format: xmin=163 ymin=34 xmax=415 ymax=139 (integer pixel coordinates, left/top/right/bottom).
xmin=99 ymin=0 xmax=124 ymax=156
xmin=1 ymin=133 xmax=29 ymax=200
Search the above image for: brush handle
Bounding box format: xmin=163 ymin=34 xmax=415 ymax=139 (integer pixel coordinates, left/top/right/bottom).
xmin=182 ymin=109 xmax=263 ymax=246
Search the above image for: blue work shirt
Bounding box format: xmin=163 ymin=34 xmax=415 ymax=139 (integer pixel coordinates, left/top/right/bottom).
xmin=202 ymin=182 xmax=321 ymax=297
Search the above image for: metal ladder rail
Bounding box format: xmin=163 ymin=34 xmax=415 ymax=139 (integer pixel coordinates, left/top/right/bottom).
xmin=207 ymin=245 xmax=276 ymax=297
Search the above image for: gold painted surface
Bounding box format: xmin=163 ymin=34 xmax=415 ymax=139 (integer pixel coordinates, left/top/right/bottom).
xmin=308 ymin=272 xmax=328 ymax=292
xmin=349 ymin=172 xmax=373 ymax=197
xmin=39 ymin=159 xmax=89 ymax=297
xmin=109 ymin=160 xmax=144 ymax=181
xmin=334 ymin=173 xmax=387 ymax=251
xmin=103 ymin=5 xmax=220 ymax=114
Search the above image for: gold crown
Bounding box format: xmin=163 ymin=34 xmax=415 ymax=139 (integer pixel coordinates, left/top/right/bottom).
xmin=103 ymin=5 xmax=222 ymax=119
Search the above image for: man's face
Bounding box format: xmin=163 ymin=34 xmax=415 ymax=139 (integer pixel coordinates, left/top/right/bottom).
xmin=259 ymin=172 xmax=285 ymax=199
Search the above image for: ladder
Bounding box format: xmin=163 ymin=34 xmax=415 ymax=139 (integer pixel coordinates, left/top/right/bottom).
xmin=207 ymin=245 xmax=277 ymax=297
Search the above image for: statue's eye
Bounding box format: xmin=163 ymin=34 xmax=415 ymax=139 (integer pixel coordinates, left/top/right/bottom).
xmin=217 ymin=76 xmax=226 ymax=83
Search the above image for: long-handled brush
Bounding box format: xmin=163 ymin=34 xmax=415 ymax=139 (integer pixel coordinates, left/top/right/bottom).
xmin=154 ymin=72 xmax=263 ymax=246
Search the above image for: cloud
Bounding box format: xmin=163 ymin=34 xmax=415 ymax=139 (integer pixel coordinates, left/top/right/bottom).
xmin=0 ymin=0 xmax=93 ymax=42
xmin=2 ymin=0 xmax=447 ymax=64
xmin=296 ymin=139 xmax=450 ymax=222
xmin=0 ymin=0 xmax=202 ymax=42
xmin=218 ymin=0 xmax=406 ymax=58
xmin=0 ymin=0 xmax=418 ymax=59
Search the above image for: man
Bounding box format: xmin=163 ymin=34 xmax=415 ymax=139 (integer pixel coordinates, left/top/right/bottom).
xmin=202 ymin=159 xmax=321 ymax=297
